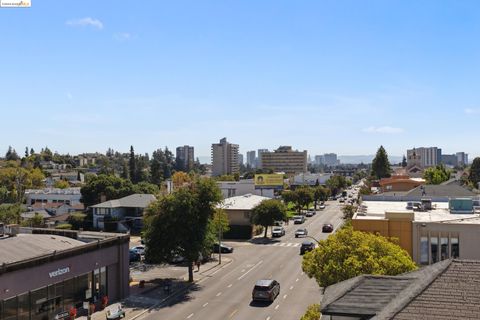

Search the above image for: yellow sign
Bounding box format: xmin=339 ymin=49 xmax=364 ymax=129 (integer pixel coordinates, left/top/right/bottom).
xmin=1 ymin=0 xmax=31 ymax=7
xmin=254 ymin=174 xmax=284 ymax=188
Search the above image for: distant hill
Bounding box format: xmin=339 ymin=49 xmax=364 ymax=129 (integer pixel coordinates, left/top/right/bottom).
xmin=338 ymin=155 xmax=403 ymax=165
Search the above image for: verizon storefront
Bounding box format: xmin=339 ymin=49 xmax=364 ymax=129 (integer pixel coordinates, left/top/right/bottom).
xmin=0 ymin=230 xmax=129 ymax=320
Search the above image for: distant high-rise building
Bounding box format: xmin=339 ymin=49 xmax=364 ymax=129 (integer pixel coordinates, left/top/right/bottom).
xmin=257 ymin=149 xmax=269 ymax=169
xmin=323 ymin=153 xmax=338 ymax=166
xmin=407 ymin=147 xmax=442 ymax=168
xmin=261 ymin=146 xmax=307 ymax=174
xmin=441 ymin=154 xmax=458 ymax=167
xmin=211 ymin=137 xmax=239 ymax=176
xmin=456 ymin=152 xmax=468 ymax=166
xmin=314 ymin=155 xmax=325 ymax=166
xmin=176 ymin=145 xmax=194 ymax=171
xmin=238 ymin=154 xmax=244 ymax=166
xmin=246 ymin=150 xmax=256 ymax=168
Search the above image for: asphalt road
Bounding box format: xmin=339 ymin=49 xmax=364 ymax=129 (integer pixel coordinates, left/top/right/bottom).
xmin=139 ymin=200 xmax=345 ymax=320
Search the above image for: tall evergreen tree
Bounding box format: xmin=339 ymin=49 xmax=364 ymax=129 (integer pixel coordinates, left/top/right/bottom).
xmin=401 ymin=155 xmax=407 ymax=167
xmin=30 ymin=148 xmax=35 ymax=155
xmin=129 ymin=146 xmax=137 ymax=183
xmin=24 ymin=147 xmax=29 ymax=158
xmin=5 ymin=146 xmax=19 ymax=161
xmin=468 ymin=157 xmax=480 ymax=188
xmin=371 ymin=145 xmax=391 ymax=179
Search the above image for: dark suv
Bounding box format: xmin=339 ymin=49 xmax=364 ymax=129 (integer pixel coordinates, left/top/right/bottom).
xmin=300 ymin=241 xmax=315 ymax=255
xmin=252 ymin=279 xmax=280 ymax=302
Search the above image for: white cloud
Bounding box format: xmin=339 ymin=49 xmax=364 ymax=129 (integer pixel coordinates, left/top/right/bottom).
xmin=66 ymin=17 xmax=103 ymax=29
xmin=113 ymin=32 xmax=132 ymax=41
xmin=465 ymin=108 xmax=480 ymax=114
xmin=363 ymin=126 xmax=404 ymax=134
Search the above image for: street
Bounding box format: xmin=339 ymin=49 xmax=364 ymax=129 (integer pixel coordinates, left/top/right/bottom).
xmin=137 ymin=200 xmax=345 ymax=320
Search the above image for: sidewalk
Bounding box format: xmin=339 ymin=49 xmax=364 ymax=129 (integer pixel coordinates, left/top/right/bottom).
xmin=78 ymin=257 xmax=232 ymax=320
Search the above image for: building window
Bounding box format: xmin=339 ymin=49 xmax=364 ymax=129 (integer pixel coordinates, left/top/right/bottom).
xmin=17 ymin=292 xmax=30 ymax=320
xmin=420 ymin=236 xmax=429 ymax=265
xmin=451 ymin=237 xmax=459 ymax=258
xmin=440 ymin=237 xmax=449 ymax=261
xmin=63 ymin=278 xmax=75 ymax=311
xmin=431 ymin=237 xmax=438 ymax=263
xmin=31 ymin=286 xmax=48 ymax=320
xmin=3 ymin=297 xmax=17 ymax=320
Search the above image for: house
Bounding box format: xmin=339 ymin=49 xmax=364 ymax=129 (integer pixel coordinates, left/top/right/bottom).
xmin=91 ymin=194 xmax=156 ymax=233
xmin=217 ymin=179 xmax=275 ymax=199
xmin=378 ymin=175 xmax=425 ymax=193
xmin=219 ymin=194 xmax=270 ymax=239
xmin=321 ymin=259 xmax=480 ymax=319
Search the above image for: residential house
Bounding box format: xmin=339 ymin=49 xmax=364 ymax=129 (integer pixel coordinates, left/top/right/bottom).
xmin=378 ymin=175 xmax=425 ymax=193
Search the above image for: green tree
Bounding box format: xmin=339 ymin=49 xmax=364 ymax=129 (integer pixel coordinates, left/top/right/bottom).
xmin=300 ymin=304 xmax=321 ymax=320
xmin=281 ymin=190 xmax=298 ymax=206
xmin=144 ymin=178 xmax=222 ymax=282
xmin=133 ymin=181 xmax=160 ymax=195
xmin=0 ymin=162 xmax=45 ymax=203
xmin=342 ymin=205 xmax=357 ymax=220
xmin=302 ymin=226 xmax=417 ymax=288
xmin=5 ymin=146 xmax=20 ymax=161
xmin=80 ymin=174 xmax=135 ymax=207
xmin=250 ymin=199 xmax=287 ymax=237
xmin=295 ymin=187 xmax=314 ymax=213
xmin=129 ymin=146 xmax=137 ymax=183
xmin=0 ymin=186 xmax=9 ymax=204
xmin=21 ymin=213 xmax=44 ymax=228
xmin=0 ymin=204 xmax=22 ymax=224
xmin=54 ymin=180 xmax=70 ymax=189
xmin=423 ymin=165 xmax=451 ymax=185
xmin=468 ymin=157 xmax=480 ymax=188
xmin=401 ymin=155 xmax=407 ymax=167
xmin=326 ymin=175 xmax=347 ymax=196
xmin=67 ymin=212 xmax=87 ymax=230
xmin=204 ymin=208 xmax=230 ymax=258
xmin=371 ymin=146 xmax=391 ymax=179
xmin=313 ymin=186 xmax=330 ymax=209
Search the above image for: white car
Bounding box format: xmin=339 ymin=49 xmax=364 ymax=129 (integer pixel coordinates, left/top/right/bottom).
xmin=319 ymin=204 xmax=326 ymax=210
xmin=131 ymin=246 xmax=145 ymax=255
xmin=272 ymin=226 xmax=286 ymax=237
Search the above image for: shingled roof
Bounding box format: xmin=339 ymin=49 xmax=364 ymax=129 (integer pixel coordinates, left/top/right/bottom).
xmin=405 ymin=184 xmax=476 ymax=197
xmin=321 ymin=259 xmax=480 ymax=320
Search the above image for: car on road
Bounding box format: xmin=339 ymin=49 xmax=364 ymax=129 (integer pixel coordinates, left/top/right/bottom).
xmin=305 ymin=210 xmax=314 ymax=217
xmin=322 ymin=223 xmax=334 ymax=233
xmin=274 ymin=220 xmax=284 ymax=227
xmin=295 ymin=228 xmax=308 ymax=238
xmin=271 ymin=226 xmax=286 ymax=237
xmin=129 ymin=249 xmax=141 ymax=263
xmin=300 ymin=241 xmax=315 ymax=255
xmin=293 ymin=215 xmax=305 ymax=224
xmin=212 ymin=243 xmax=234 ymax=253
xmin=131 ymin=245 xmax=145 ymax=255
xmin=339 ymin=198 xmax=345 ymax=203
xmin=252 ymin=279 xmax=280 ymax=302
xmin=319 ymin=204 xmax=326 ymax=210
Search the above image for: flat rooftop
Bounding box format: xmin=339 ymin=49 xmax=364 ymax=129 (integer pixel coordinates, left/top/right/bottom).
xmin=355 ymin=200 xmax=480 ymax=224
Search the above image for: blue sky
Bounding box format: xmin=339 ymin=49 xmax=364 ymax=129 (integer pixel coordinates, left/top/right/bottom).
xmin=1 ymin=0 xmax=480 ymax=160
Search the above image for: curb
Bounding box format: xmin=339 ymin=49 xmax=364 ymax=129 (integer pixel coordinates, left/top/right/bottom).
xmin=128 ymin=258 xmax=233 ymax=320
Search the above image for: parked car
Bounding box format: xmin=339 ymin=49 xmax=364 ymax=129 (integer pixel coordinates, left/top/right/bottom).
xmin=271 ymin=226 xmax=286 ymax=237
xmin=252 ymin=279 xmax=280 ymax=302
xmin=105 ymin=303 xmax=125 ymax=320
xmin=319 ymin=204 xmax=326 ymax=210
xmin=131 ymin=245 xmax=145 ymax=255
xmin=293 ymin=215 xmax=305 ymax=224
xmin=274 ymin=220 xmax=284 ymax=227
xmin=295 ymin=228 xmax=308 ymax=238
xmin=129 ymin=250 xmax=141 ymax=263
xmin=322 ymin=223 xmax=334 ymax=233
xmin=339 ymin=198 xmax=345 ymax=203
xmin=170 ymin=254 xmax=185 ymax=264
xmin=305 ymin=210 xmax=314 ymax=217
xmin=212 ymin=243 xmax=234 ymax=253
xmin=300 ymin=241 xmax=315 ymax=255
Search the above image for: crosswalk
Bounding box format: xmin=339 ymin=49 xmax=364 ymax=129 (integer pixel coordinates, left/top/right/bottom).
xmin=269 ymin=242 xmax=301 ymax=247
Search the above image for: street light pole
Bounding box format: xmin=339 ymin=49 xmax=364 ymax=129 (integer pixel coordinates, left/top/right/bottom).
xmin=305 ymin=235 xmax=321 ymax=245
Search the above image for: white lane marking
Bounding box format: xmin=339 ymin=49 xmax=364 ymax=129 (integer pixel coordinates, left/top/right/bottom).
xmin=187 ymin=313 xmax=194 ymax=319
xmin=272 ymin=243 xmax=280 ymax=246
xmin=290 ymin=286 xmax=294 ymax=290
xmin=283 ymin=294 xmax=287 ymax=299
xmin=238 ymin=260 xmax=263 ymax=280
xmin=202 ymin=302 xmax=208 ymax=307
xmin=293 ymin=243 xmax=300 ymax=247
xmin=227 ymin=284 xmax=233 ymax=288
xmin=286 ymin=243 xmax=293 ymax=247
xmin=296 ymin=278 xmax=299 ymax=282
xmin=279 ymin=243 xmax=286 ymax=247
xmin=275 ymin=304 xmax=280 ymax=310
xmin=266 ymin=317 xmax=271 ymax=320
xmin=216 ymin=292 xmax=222 ymax=297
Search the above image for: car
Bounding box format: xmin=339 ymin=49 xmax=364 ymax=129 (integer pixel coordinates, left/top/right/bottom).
xmin=295 ymin=228 xmax=308 ymax=238
xmin=300 ymin=241 xmax=315 ymax=254
xmin=339 ymin=198 xmax=345 ymax=203
xmin=273 ymin=220 xmax=284 ymax=227
xmin=319 ymin=204 xmax=326 ymax=210
xmin=131 ymin=245 xmax=145 ymax=255
xmin=170 ymin=254 xmax=185 ymax=264
xmin=293 ymin=215 xmax=305 ymax=224
xmin=252 ymin=279 xmax=280 ymax=302
xmin=212 ymin=243 xmax=234 ymax=253
xmin=271 ymin=226 xmax=286 ymax=237
xmin=129 ymin=250 xmax=141 ymax=262
xmin=305 ymin=210 xmax=314 ymax=217
xmin=322 ymin=223 xmax=334 ymax=233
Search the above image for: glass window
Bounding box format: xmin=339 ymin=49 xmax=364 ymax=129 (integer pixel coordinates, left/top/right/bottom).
xmin=3 ymin=297 xmax=17 ymax=320
xmin=75 ymin=273 xmax=91 ymax=303
xmin=100 ymin=267 xmax=107 ymax=298
xmin=441 ymin=237 xmax=449 ymax=261
xmin=52 ymin=282 xmax=64 ymax=316
xmin=420 ymin=236 xmax=429 ymax=265
xmin=431 ymin=236 xmax=438 ymax=264
xmin=31 ymin=286 xmax=48 ymax=320
xmin=17 ymin=292 xmax=30 ymax=320
xmin=94 ymin=269 xmax=100 ymax=300
xmin=451 ymin=237 xmax=459 ymax=258
xmin=63 ymin=278 xmax=75 ymax=311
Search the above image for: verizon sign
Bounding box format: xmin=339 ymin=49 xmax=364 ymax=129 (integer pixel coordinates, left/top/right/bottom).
xmin=49 ymin=267 xmax=70 ymax=278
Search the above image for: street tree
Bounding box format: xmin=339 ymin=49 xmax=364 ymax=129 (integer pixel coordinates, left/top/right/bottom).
xmin=313 ymin=186 xmax=330 ymax=209
xmin=371 ymin=146 xmax=391 ymax=179
xmin=300 ymin=304 xmax=321 ymax=320
xmin=326 ymin=175 xmax=347 ymax=196
xmin=281 ymin=190 xmax=298 ymax=206
xmin=0 ymin=204 xmax=22 ymax=224
xmin=468 ymin=157 xmax=480 ymax=188
xmin=250 ymin=199 xmax=287 ymax=237
xmin=144 ymin=178 xmax=222 ymax=282
xmin=423 ymin=165 xmax=451 ymax=185
xmin=302 ymin=226 xmax=416 ymax=288
xmin=295 ymin=187 xmax=314 ymax=213
xmin=342 ymin=205 xmax=357 ymax=220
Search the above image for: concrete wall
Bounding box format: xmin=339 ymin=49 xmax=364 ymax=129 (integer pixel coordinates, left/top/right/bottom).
xmin=225 ymin=209 xmax=251 ymax=226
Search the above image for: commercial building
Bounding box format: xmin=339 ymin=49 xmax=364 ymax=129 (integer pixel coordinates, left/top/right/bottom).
xmin=25 ymin=188 xmax=82 ymax=207
xmin=246 ymin=151 xmax=256 ymax=168
xmin=407 ymin=147 xmax=442 ymax=168
xmin=256 ymin=149 xmax=269 ymax=169
xmin=175 ymin=145 xmax=195 ymax=171
xmin=378 ymin=175 xmax=425 ymax=193
xmin=441 ymin=154 xmax=458 ymax=167
xmin=211 ymin=138 xmax=239 ymax=176
xmin=456 ymin=152 xmax=468 ymax=166
xmin=291 ymin=173 xmax=332 ymax=187
xmin=217 ymin=180 xmax=274 ymax=199
xmin=314 ymin=155 xmax=324 ymax=166
xmin=260 ymin=146 xmax=307 ymax=174
xmin=0 ymin=228 xmax=129 ymax=320
xmin=237 ymin=154 xmax=243 ymax=166
xmin=323 ymin=153 xmax=338 ymax=167
xmin=321 ymin=259 xmax=480 ymax=320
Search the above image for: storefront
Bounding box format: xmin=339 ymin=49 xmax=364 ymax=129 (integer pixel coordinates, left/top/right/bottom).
xmin=0 ymin=230 xmax=129 ymax=320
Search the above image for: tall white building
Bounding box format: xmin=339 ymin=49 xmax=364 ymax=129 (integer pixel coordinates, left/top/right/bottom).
xmin=456 ymin=152 xmax=468 ymax=166
xmin=238 ymin=154 xmax=244 ymax=166
xmin=324 ymin=153 xmax=338 ymax=166
xmin=315 ymin=155 xmax=325 ymax=166
xmin=211 ymin=137 xmax=239 ymax=176
xmin=407 ymin=147 xmax=442 ymax=168
xmin=256 ymin=149 xmax=269 ymax=169
xmin=246 ymin=150 xmax=256 ymax=167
